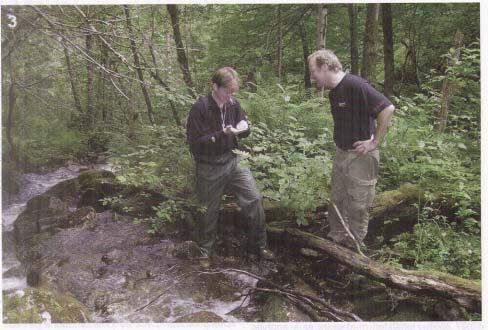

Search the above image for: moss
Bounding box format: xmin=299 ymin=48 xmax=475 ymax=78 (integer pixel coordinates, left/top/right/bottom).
xmin=372 ymin=183 xmax=423 ymax=215
xmin=263 ymin=200 xmax=293 ymax=222
xmin=261 ymin=294 xmax=289 ymax=321
xmin=77 ymin=169 xmax=116 ymax=189
xmin=62 ymin=207 xmax=97 ymax=228
xmin=3 ymin=288 xmax=91 ymax=323
xmin=175 ymin=311 xmax=223 ymax=322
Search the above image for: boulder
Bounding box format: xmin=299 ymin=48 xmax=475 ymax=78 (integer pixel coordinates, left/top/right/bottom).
xmin=2 ymin=288 xmax=91 ymax=323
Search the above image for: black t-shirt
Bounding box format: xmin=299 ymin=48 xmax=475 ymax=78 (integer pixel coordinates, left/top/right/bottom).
xmin=328 ymin=74 xmax=392 ymax=150
xmin=186 ymin=94 xmax=249 ymax=157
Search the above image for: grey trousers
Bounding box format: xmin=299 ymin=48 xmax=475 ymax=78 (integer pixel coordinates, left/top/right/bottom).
xmin=327 ymin=148 xmax=379 ymax=247
xmin=195 ymin=154 xmax=267 ymax=255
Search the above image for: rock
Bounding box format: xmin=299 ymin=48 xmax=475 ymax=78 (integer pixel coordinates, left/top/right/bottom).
xmin=62 ymin=207 xmax=97 ymax=229
xmin=175 ymin=311 xmax=223 ymax=323
xmin=2 ymin=288 xmax=91 ymax=323
xmin=386 ymin=302 xmax=434 ymax=321
xmin=101 ymin=249 xmax=126 ymax=265
xmin=77 ymin=170 xmax=121 ymax=210
xmin=172 ymin=241 xmax=202 ymax=259
xmin=300 ymin=248 xmax=320 ymax=258
xmin=26 ymin=195 xmax=68 ymax=216
xmin=190 ymin=272 xmax=241 ymax=303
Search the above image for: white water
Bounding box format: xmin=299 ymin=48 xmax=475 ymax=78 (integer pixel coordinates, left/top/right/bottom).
xmin=2 ymin=163 xmax=112 ymax=292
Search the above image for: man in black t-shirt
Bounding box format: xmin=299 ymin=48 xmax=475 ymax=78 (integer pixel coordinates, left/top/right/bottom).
xmin=186 ymin=67 xmax=274 ymax=267
xmin=308 ymin=49 xmax=395 ymax=250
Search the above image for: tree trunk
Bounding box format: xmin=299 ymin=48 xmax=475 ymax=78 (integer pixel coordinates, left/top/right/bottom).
xmin=166 ymin=4 xmax=196 ymax=98
xmin=63 ymin=45 xmax=83 ymax=114
xmin=6 ymin=30 xmax=19 ymax=165
xmin=98 ymin=42 xmax=108 ymax=122
xmin=267 ymin=227 xmax=481 ymax=313
xmin=381 ymin=3 xmax=394 ymax=99
xmin=277 ymin=5 xmax=283 ymax=83
xmin=315 ymin=4 xmax=327 ymax=50
xmin=299 ymin=23 xmax=312 ymax=96
xmin=85 ymin=31 xmax=94 ymax=126
xmin=148 ymin=11 xmax=181 ymax=126
xmin=361 ymin=3 xmax=380 ymax=83
xmin=124 ymin=5 xmax=155 ymax=125
xmin=438 ymin=30 xmax=464 ymax=132
xmin=348 ymin=4 xmax=359 ymax=75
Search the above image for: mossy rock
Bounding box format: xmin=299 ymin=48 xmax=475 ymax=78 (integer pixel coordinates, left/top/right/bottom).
xmin=46 ymin=178 xmax=80 ymax=201
xmin=77 ymin=170 xmax=122 ymax=210
xmin=25 ymin=194 xmax=68 ymax=217
xmin=174 ymin=311 xmax=223 ymax=322
xmin=261 ymin=294 xmax=289 ymax=321
xmin=190 ymin=273 xmax=240 ymax=303
xmin=62 ymin=207 xmax=97 ymax=229
xmin=77 ymin=169 xmax=116 ymax=189
xmin=3 ymin=288 xmax=91 ymax=323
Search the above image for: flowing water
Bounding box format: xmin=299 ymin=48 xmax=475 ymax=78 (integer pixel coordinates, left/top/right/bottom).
xmin=2 ymin=163 xmax=111 ymax=291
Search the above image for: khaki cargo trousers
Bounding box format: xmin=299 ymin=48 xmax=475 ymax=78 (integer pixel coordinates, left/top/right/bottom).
xmin=327 ymin=147 xmax=379 ymax=247
xmin=195 ymin=153 xmax=267 ymax=256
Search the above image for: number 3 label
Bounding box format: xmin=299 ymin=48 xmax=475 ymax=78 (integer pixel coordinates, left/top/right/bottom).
xmin=7 ymin=14 xmax=17 ymax=28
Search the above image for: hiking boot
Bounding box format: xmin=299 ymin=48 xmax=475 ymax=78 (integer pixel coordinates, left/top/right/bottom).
xmin=259 ymin=248 xmax=275 ymax=260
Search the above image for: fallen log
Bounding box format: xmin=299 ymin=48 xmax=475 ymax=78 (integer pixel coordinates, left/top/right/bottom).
xmin=267 ymin=226 xmax=481 ymax=314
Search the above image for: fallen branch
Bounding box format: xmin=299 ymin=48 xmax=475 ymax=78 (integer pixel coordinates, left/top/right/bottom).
xmin=274 ymin=227 xmax=481 ymax=313
xmin=218 ymin=268 xmax=362 ymax=322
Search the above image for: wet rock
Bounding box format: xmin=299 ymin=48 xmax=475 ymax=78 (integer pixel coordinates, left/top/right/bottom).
xmin=433 ymin=300 xmax=468 ymax=321
xmin=189 ymin=273 xmax=241 ymax=304
xmin=2 ymin=288 xmax=91 ymax=323
xmin=26 ymin=265 xmax=41 ymax=287
xmin=172 ymin=241 xmax=201 ymax=259
xmin=3 ymin=265 xmax=25 ymax=278
xmin=45 ymin=178 xmax=79 ymax=203
xmin=62 ymin=207 xmax=97 ymax=229
xmin=175 ymin=311 xmax=224 ymax=323
xmin=77 ymin=170 xmax=121 ymax=210
xmin=101 ymin=249 xmax=126 ymax=265
xmin=386 ymin=302 xmax=433 ymax=321
xmin=26 ymin=194 xmax=68 ymax=216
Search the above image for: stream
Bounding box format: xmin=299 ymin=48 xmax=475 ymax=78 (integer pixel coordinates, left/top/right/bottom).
xmin=2 ymin=164 xmax=443 ymax=323
xmin=2 ymin=164 xmax=264 ymax=322
xmin=2 ymin=163 xmax=111 ymax=291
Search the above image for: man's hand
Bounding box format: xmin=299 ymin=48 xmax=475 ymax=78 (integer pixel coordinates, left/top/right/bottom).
xmin=223 ymin=125 xmax=238 ymax=135
xmin=352 ymin=138 xmax=378 ymax=155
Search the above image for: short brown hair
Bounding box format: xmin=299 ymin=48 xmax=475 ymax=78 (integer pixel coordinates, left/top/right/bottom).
xmin=308 ymin=49 xmax=343 ymax=72
xmin=212 ymin=67 xmax=240 ymax=89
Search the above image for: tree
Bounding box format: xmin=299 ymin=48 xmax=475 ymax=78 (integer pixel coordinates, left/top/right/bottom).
xmin=361 ymin=3 xmax=380 ymax=83
xmin=438 ymin=30 xmax=464 ymax=132
xmin=167 ymin=4 xmax=196 ymax=98
xmin=348 ymin=4 xmax=359 ymax=75
xmin=124 ymin=5 xmax=155 ymax=125
xmin=382 ymin=3 xmax=394 ymax=99
xmin=315 ymin=4 xmax=327 ymax=50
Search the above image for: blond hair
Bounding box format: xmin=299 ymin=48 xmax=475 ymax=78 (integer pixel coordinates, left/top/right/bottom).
xmin=308 ymin=49 xmax=343 ymax=72
xmin=212 ymin=67 xmax=240 ymax=89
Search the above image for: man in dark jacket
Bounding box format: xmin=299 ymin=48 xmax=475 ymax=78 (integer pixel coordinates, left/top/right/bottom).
xmin=308 ymin=49 xmax=395 ymax=250
xmin=186 ymin=67 xmax=274 ymax=267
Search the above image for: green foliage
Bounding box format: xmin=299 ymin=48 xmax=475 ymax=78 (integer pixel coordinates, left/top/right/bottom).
xmin=381 ymin=206 xmax=481 ymax=279
xmin=237 ymin=118 xmax=332 ymax=226
xmin=380 ymin=44 xmax=480 ymax=218
xmin=107 ymin=124 xmax=194 ymax=196
xmin=13 ymin=123 xmax=88 ymax=167
xmin=239 ymin=83 xmax=333 ymax=138
xmin=134 ymin=200 xmax=184 ymax=236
